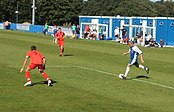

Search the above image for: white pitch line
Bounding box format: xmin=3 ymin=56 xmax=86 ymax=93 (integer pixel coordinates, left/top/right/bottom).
xmin=76 ymin=66 xmax=118 ymax=77
xmin=133 ymin=79 xmax=174 ymax=90
xmin=7 ymin=65 xmax=174 ymax=90
xmin=75 ymin=65 xmax=174 ymax=90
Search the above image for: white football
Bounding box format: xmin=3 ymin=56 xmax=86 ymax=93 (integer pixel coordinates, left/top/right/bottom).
xmin=119 ymin=74 xmax=124 ymax=79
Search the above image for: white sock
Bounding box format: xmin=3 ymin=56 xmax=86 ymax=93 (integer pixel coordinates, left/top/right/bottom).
xmin=124 ymin=67 xmax=130 ymax=77
xmin=139 ymin=65 xmax=145 ymax=70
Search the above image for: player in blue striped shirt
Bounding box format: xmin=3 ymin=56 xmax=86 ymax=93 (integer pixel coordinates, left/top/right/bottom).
xmin=122 ymin=41 xmax=149 ymax=79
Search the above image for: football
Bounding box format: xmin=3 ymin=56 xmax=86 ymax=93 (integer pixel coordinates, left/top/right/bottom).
xmin=119 ymin=74 xmax=124 ymax=79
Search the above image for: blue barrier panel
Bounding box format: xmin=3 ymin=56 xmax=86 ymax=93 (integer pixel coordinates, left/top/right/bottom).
xmin=29 ymin=24 xmax=43 ymax=33
xmin=10 ymin=23 xmax=17 ymax=30
xmin=0 ymin=22 xmax=72 ymax=36
xmin=0 ymin=23 xmax=4 ymax=29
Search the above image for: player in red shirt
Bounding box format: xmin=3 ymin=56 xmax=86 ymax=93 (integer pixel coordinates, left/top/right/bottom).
xmin=55 ymin=28 xmax=65 ymax=57
xmin=20 ymin=46 xmax=52 ymax=86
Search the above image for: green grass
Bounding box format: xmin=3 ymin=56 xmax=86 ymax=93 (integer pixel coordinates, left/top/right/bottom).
xmin=0 ymin=30 xmax=174 ymax=112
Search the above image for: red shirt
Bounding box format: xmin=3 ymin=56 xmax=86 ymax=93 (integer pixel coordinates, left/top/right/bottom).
xmin=26 ymin=50 xmax=44 ymax=64
xmin=85 ymin=25 xmax=90 ymax=33
xmin=55 ymin=31 xmax=65 ymax=41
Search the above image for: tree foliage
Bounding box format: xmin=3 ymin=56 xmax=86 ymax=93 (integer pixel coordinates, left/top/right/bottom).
xmin=36 ymin=0 xmax=83 ymax=25
xmin=0 ymin=0 xmax=174 ymax=25
xmin=80 ymin=0 xmax=157 ymax=16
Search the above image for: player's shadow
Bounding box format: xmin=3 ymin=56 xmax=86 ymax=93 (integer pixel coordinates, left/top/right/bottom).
xmin=63 ymin=54 xmax=74 ymax=57
xmin=31 ymin=80 xmax=57 ymax=86
xmin=135 ymin=75 xmax=150 ymax=79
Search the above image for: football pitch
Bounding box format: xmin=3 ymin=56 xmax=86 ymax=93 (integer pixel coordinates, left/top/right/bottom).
xmin=0 ymin=30 xmax=174 ymax=112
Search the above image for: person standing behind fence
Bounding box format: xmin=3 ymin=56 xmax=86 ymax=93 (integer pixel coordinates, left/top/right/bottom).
xmin=121 ymin=26 xmax=128 ymax=44
xmin=43 ymin=23 xmax=49 ymax=35
xmin=52 ymin=25 xmax=58 ymax=43
xmin=159 ymin=39 xmax=164 ymax=48
xmin=76 ymin=25 xmax=80 ymax=39
xmin=55 ymin=28 xmax=65 ymax=57
xmin=71 ymin=24 xmax=76 ymax=35
xmin=114 ymin=26 xmax=120 ymax=42
xmin=5 ymin=20 xmax=10 ymax=30
xmin=84 ymin=25 xmax=90 ymax=39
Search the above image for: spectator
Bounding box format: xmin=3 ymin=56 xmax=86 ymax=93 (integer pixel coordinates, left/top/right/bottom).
xmin=149 ymin=38 xmax=158 ymax=48
xmin=146 ymin=33 xmax=152 ymax=42
xmin=99 ymin=27 xmax=104 ymax=40
xmin=159 ymin=39 xmax=165 ymax=48
xmin=144 ymin=37 xmax=150 ymax=47
xmin=114 ymin=26 xmax=120 ymax=42
xmin=102 ymin=30 xmax=107 ymax=40
xmin=71 ymin=24 xmax=76 ymax=38
xmin=92 ymin=29 xmax=97 ymax=40
xmin=76 ymin=25 xmax=80 ymax=39
xmin=133 ymin=32 xmax=140 ymax=44
xmin=52 ymin=25 xmax=58 ymax=43
xmin=137 ymin=31 xmax=144 ymax=46
xmin=121 ymin=26 xmax=128 ymax=44
xmin=5 ymin=20 xmax=10 ymax=30
xmin=43 ymin=23 xmax=49 ymax=35
xmin=84 ymin=25 xmax=90 ymax=39
xmin=88 ymin=29 xmax=96 ymax=40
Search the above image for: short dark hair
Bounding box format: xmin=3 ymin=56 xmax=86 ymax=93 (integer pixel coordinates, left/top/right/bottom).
xmin=31 ymin=46 xmax=36 ymax=50
xmin=128 ymin=41 xmax=134 ymax=44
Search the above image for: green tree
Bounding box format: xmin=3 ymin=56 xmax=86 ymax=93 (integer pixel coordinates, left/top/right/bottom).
xmin=17 ymin=0 xmax=32 ymax=23
xmin=0 ymin=0 xmax=32 ymax=23
xmin=0 ymin=0 xmax=17 ymax=22
xmin=1 ymin=0 xmax=174 ymax=25
xmin=36 ymin=0 xmax=83 ymax=25
xmin=81 ymin=0 xmax=157 ymax=17
xmin=0 ymin=1 xmax=5 ymax=21
xmin=153 ymin=2 xmax=174 ymax=17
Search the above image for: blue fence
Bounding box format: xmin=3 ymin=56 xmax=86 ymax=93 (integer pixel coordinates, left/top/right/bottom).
xmin=0 ymin=22 xmax=73 ymax=36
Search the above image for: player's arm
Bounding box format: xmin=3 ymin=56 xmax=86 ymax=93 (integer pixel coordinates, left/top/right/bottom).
xmin=55 ymin=32 xmax=58 ymax=38
xmin=63 ymin=32 xmax=65 ymax=38
xmin=135 ymin=46 xmax=144 ymax=64
xmin=123 ymin=50 xmax=130 ymax=55
xmin=42 ymin=57 xmax=46 ymax=65
xmin=20 ymin=56 xmax=29 ymax=73
xmin=42 ymin=57 xmax=46 ymax=70
xmin=139 ymin=54 xmax=144 ymax=64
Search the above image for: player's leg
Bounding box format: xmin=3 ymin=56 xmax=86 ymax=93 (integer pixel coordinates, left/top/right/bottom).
xmin=123 ymin=59 xmax=136 ymax=78
xmin=124 ymin=64 xmax=132 ymax=78
xmin=60 ymin=44 xmax=64 ymax=57
xmin=58 ymin=42 xmax=62 ymax=56
xmin=38 ymin=65 xmax=52 ymax=86
xmin=61 ymin=45 xmax=64 ymax=53
xmin=55 ymin=37 xmax=57 ymax=43
xmin=24 ymin=64 xmax=36 ymax=86
xmin=135 ymin=62 xmax=149 ymax=74
xmin=52 ymin=34 xmax=55 ymax=43
xmin=138 ymin=64 xmax=149 ymax=74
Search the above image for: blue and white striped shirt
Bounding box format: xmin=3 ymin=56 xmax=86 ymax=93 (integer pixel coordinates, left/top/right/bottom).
xmin=129 ymin=46 xmax=142 ymax=60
